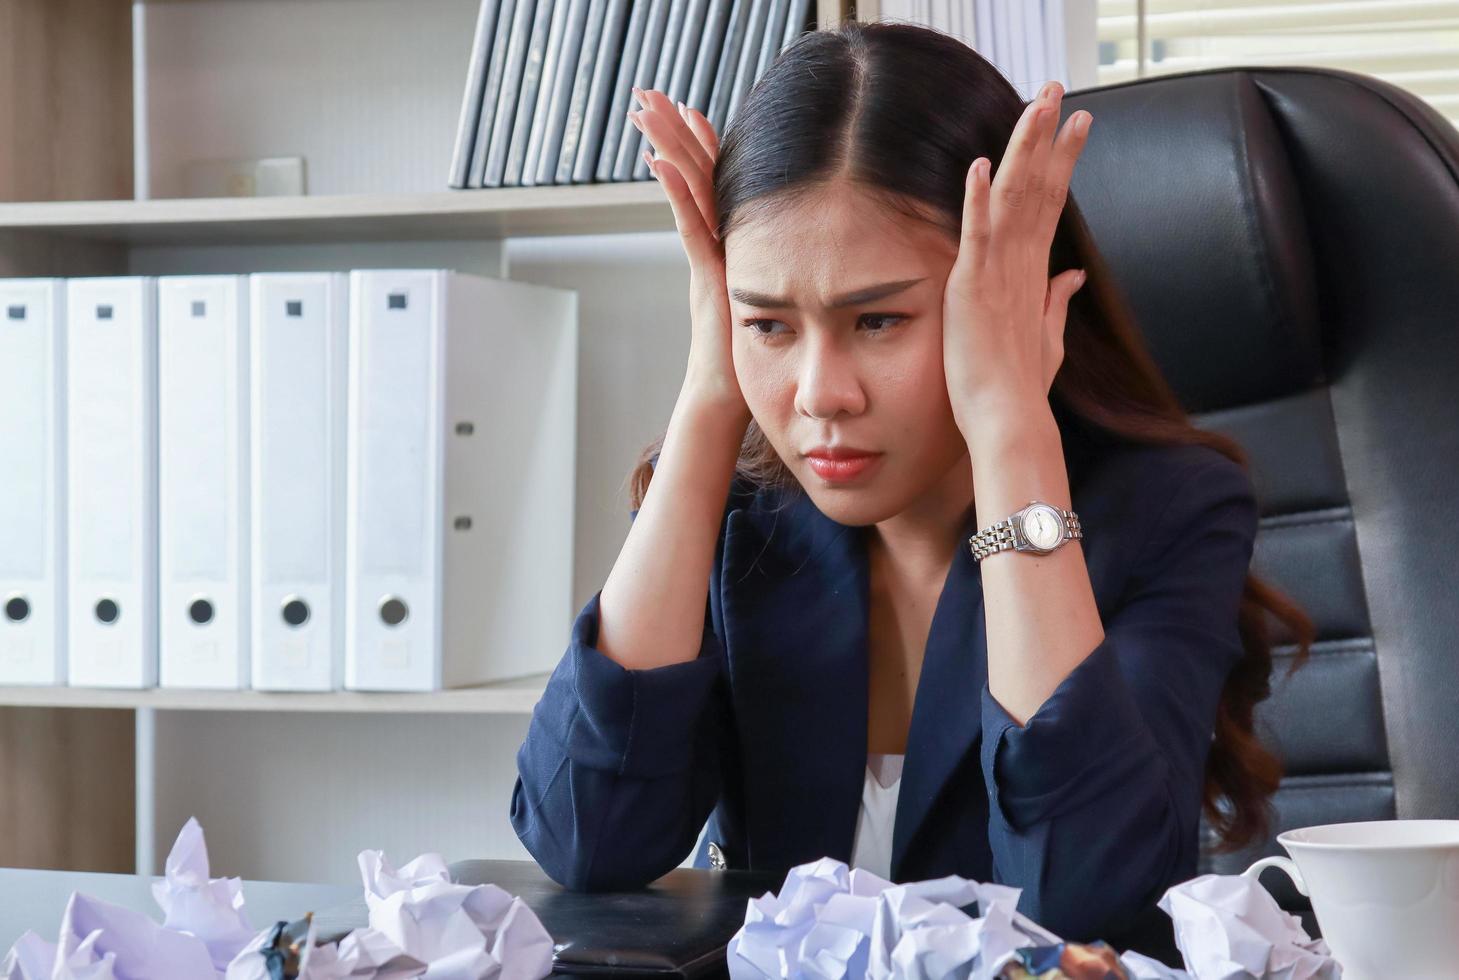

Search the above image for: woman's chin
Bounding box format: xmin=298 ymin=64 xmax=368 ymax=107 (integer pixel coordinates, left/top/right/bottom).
xmin=798 ymin=478 xmax=899 ymax=528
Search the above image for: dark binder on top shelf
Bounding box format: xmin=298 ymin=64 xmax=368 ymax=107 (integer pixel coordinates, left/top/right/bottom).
xmin=448 ymin=0 xmax=504 ymax=188
xmin=610 ymin=0 xmax=673 ymax=181
xmin=555 ymin=0 xmax=610 ymax=182
xmin=506 ymin=0 xmax=563 ymax=186
xmin=753 ymin=0 xmax=791 ymax=82
xmin=723 ymin=0 xmax=769 ymax=132
xmin=522 ymin=0 xmax=576 ymax=185
xmin=533 ymin=0 xmax=595 ymax=185
xmin=571 ymin=0 xmax=634 ymax=183
xmin=595 ymin=0 xmax=653 ymax=182
xmin=483 ymin=0 xmax=541 ymax=187
xmin=686 ymin=0 xmax=733 ymax=114
xmin=469 ymin=0 xmax=523 ymax=187
xmin=780 ymin=0 xmax=812 ymax=50
xmin=666 ymin=0 xmax=711 ymax=107
xmin=630 ymin=0 xmax=690 ymax=180
xmin=705 ymin=0 xmax=751 ymax=136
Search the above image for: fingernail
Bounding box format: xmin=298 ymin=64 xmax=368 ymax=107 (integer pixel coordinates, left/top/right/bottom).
xmin=1076 ymin=112 xmax=1092 ymax=135
xmin=1076 ymin=269 xmax=1087 ymax=286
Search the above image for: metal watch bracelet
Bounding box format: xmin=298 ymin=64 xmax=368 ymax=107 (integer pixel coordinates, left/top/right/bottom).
xmin=967 ymin=504 xmax=1082 ymax=562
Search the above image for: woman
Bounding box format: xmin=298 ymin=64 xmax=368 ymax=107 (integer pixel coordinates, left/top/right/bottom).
xmin=509 ymin=20 xmax=1313 ymax=949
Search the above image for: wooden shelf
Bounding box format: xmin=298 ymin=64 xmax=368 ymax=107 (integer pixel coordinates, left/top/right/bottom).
xmin=0 ymin=183 xmax=675 ymax=247
xmin=0 ymin=674 xmax=549 ymax=714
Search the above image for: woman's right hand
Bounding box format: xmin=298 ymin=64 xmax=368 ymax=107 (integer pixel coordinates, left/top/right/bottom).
xmin=629 ymin=87 xmax=749 ymax=422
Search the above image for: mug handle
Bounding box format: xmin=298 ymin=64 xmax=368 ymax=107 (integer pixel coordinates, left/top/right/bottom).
xmin=1241 ymin=855 xmax=1310 ymax=897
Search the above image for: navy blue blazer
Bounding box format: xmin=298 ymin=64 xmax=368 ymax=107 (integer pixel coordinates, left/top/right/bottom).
xmin=510 ymin=426 xmax=1259 ymax=947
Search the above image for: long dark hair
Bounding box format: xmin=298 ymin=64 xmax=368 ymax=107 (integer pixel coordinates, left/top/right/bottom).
xmin=627 ymin=20 xmax=1313 ymax=853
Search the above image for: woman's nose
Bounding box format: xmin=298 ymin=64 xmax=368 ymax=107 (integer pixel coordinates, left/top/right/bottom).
xmin=794 ymin=347 xmax=866 ymax=421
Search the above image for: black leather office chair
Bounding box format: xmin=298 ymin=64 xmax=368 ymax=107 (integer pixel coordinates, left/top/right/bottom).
xmin=1063 ymin=66 xmax=1459 ymax=932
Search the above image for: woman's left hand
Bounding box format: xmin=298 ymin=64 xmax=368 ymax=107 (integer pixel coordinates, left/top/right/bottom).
xmin=943 ymin=80 xmax=1093 ymax=435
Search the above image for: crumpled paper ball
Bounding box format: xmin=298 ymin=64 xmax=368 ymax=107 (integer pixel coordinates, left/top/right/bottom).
xmin=1 ymin=818 xmax=556 ymax=980
xmin=724 ymin=857 xmax=1339 ymax=980
xmin=1 ymin=816 xmax=246 ymax=979
xmin=355 ymin=849 xmax=554 ymax=980
xmin=1159 ymin=874 xmax=1339 ymax=980
xmin=725 ymin=857 xmax=1065 ymax=980
xmin=225 ymin=910 xmax=426 ymax=980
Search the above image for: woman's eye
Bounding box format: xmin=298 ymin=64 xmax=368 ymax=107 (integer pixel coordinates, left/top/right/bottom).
xmin=860 ymin=314 xmax=905 ymax=332
xmin=743 ymin=318 xmax=787 ymax=338
xmin=740 ymin=313 xmax=906 ymax=340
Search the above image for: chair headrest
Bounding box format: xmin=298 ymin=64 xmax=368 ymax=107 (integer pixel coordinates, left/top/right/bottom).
xmin=1066 ymin=70 xmax=1326 ymax=413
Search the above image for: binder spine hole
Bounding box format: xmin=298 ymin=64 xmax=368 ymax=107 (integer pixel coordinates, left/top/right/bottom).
xmin=379 ymin=597 xmax=409 ymax=627
xmin=95 ymin=598 xmax=120 ymax=624
xmin=387 ymin=292 xmax=408 ymax=310
xmin=286 ymin=301 xmax=303 ymax=317
xmin=281 ymin=597 xmax=311 ymax=627
xmin=453 ymin=516 xmax=472 ymax=531
xmin=96 ymin=305 xmax=114 ymax=320
xmin=6 ymin=305 xmax=24 ymax=320
xmin=191 ymin=300 xmax=207 ymax=318
xmin=4 ymin=595 xmax=30 ymax=623
xmin=455 ymin=421 xmax=475 ymax=436
xmin=188 ymin=598 xmax=215 ymax=625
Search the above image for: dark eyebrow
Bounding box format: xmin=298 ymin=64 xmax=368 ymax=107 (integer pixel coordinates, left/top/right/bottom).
xmin=729 ymin=277 xmax=927 ymax=310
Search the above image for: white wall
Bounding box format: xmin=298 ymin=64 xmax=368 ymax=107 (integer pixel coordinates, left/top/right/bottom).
xmin=140 ymin=0 xmax=482 ymax=198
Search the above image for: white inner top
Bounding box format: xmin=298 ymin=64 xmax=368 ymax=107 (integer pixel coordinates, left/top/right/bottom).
xmin=849 ymin=752 xmax=905 ymax=880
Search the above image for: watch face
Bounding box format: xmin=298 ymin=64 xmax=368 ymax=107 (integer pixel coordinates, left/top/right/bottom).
xmin=1023 ymin=504 xmax=1063 ymax=551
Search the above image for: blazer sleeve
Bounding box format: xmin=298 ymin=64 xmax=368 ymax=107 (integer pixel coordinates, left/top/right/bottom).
xmin=976 ymin=452 xmax=1260 ymax=941
xmin=509 ymin=472 xmax=740 ymax=891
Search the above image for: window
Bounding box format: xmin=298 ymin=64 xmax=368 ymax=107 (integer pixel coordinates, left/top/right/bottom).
xmin=1097 ymin=0 xmax=1459 ymax=129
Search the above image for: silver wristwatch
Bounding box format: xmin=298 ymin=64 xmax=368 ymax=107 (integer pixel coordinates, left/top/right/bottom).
xmin=968 ymin=499 xmax=1082 ymax=562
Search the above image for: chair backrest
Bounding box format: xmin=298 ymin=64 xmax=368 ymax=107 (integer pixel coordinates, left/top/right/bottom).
xmin=1063 ymin=66 xmax=1459 ymax=920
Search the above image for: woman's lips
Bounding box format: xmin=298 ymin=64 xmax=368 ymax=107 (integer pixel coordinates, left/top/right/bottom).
xmin=805 ymin=453 xmax=882 ymax=482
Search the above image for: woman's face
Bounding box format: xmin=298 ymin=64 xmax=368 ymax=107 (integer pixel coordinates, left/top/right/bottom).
xmin=724 ymin=180 xmax=970 ymax=527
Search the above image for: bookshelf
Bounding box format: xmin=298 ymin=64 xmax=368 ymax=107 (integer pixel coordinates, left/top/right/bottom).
xmin=0 ymin=0 xmax=852 ymax=886
xmin=0 ymin=675 xmax=548 ymax=714
xmin=0 ymin=185 xmax=676 ymax=245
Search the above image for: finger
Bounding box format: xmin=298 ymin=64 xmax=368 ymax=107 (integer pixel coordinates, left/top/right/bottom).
xmin=1035 ymin=108 xmax=1093 ymax=249
xmin=630 ymin=106 xmax=717 ymax=237
xmin=960 ymin=156 xmax=993 ymax=267
xmin=1044 ymin=267 xmax=1086 ymax=317
xmin=990 ymin=96 xmax=1054 ymax=233
xmin=635 ymin=87 xmax=714 ymax=177
xmin=648 ymin=156 xmax=719 ymax=268
xmin=1024 ymin=85 xmax=1062 ymax=231
xmin=632 ymin=87 xmax=716 ymax=213
xmin=679 ymin=102 xmax=721 ymax=164
xmin=1042 ymin=268 xmax=1083 ymax=391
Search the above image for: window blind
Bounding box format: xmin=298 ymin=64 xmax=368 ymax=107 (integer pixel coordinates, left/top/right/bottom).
xmin=1096 ymin=0 xmax=1459 ymax=128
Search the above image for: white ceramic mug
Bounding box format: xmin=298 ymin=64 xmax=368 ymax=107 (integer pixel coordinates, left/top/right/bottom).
xmin=1241 ymin=819 xmax=1459 ymax=980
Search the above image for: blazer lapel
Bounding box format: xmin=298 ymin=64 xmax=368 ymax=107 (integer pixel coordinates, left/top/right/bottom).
xmin=890 ymin=510 xmax=987 ymax=879
xmin=718 ymin=490 xmax=870 ymax=873
xmin=889 ymin=416 xmax=1103 ymax=876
